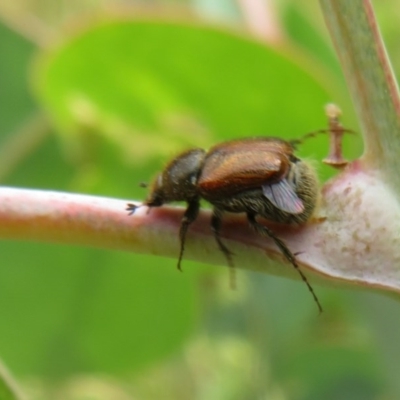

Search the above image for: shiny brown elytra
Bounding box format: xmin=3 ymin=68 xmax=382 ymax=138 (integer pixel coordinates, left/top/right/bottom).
xmin=127 ymin=136 xmax=322 ymax=312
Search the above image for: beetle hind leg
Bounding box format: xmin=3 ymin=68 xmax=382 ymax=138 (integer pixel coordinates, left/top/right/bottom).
xmin=246 ymin=213 xmax=322 ymax=313
xmin=177 ymin=199 xmax=200 ymax=271
xmin=211 ymin=208 xmax=236 ymax=288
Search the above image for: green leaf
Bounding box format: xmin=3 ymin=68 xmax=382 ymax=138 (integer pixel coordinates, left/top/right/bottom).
xmin=0 ymin=360 xmax=24 ymax=400
xmin=283 ymin=3 xmax=342 ymax=77
xmin=0 ymin=242 xmax=197 ymax=377
xmin=0 ymin=22 xmax=37 ymax=138
xmin=34 ymin=19 xmax=341 ymax=181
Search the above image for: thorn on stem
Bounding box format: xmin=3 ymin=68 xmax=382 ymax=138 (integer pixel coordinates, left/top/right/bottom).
xmin=323 ymin=103 xmax=354 ymax=169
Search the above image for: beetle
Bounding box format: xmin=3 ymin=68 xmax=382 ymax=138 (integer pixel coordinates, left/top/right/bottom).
xmin=127 ymin=136 xmax=322 ymax=311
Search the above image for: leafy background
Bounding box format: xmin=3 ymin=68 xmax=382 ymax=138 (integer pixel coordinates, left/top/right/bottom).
xmin=0 ymin=0 xmax=399 ymax=399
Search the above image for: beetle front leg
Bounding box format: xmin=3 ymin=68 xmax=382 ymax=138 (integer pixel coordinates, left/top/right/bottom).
xmin=177 ymin=199 xmax=200 ymax=271
xmin=246 ymin=213 xmax=322 ymax=313
xmin=211 ymin=208 xmax=236 ymax=288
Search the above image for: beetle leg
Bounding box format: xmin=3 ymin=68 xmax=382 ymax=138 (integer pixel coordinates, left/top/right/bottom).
xmin=177 ymin=199 xmax=200 ymax=271
xmin=211 ymin=208 xmax=236 ymax=288
xmin=246 ymin=213 xmax=322 ymax=313
xmin=211 ymin=208 xmax=235 ymax=265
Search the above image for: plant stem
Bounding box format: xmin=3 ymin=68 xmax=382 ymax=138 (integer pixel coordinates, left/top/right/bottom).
xmin=320 ymin=0 xmax=400 ymax=188
xmin=237 ymin=0 xmax=283 ymax=43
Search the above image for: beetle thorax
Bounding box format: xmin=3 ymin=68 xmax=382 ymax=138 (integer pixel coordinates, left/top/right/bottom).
xmin=146 ymin=148 xmax=206 ymax=205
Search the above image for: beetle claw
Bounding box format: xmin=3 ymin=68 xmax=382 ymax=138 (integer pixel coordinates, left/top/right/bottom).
xmin=126 ymin=203 xmax=140 ymax=215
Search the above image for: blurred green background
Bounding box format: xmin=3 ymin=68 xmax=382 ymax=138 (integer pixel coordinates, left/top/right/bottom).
xmin=0 ymin=0 xmax=399 ymax=399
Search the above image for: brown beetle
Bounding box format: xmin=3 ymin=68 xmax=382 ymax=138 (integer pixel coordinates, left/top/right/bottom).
xmin=127 ymin=136 xmax=321 ymax=311
xmin=127 ymin=104 xmax=353 ymax=312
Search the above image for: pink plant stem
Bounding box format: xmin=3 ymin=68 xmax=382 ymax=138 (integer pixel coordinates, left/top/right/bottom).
xmin=0 ymin=186 xmax=289 ymax=265
xmin=237 ymin=0 xmax=283 ymax=43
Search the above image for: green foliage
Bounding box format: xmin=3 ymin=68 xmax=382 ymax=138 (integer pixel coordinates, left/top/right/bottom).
xmin=0 ymin=24 xmax=36 ymax=137
xmin=0 ymin=2 xmax=395 ymax=399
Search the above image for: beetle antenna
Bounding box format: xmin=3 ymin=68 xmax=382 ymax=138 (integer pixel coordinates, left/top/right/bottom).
xmin=290 ymin=127 xmax=355 ymax=147
xmin=290 ymin=104 xmax=355 ymax=168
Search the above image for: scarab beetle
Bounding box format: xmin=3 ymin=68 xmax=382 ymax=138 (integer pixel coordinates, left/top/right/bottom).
xmin=127 ymin=136 xmax=322 ymax=311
